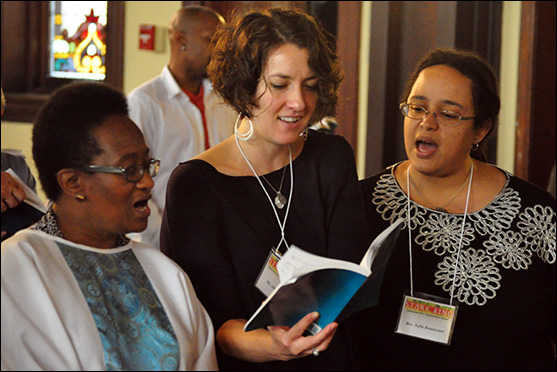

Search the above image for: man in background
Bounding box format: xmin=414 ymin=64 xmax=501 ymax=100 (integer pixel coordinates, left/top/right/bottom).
xmin=127 ymin=5 xmax=236 ymax=249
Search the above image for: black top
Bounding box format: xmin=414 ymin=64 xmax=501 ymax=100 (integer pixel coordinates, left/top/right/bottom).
xmin=161 ymin=130 xmax=370 ymax=371
xmin=346 ymin=164 xmax=556 ymax=371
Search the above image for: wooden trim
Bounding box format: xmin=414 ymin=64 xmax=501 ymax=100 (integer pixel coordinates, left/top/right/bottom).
xmin=105 ymin=1 xmax=125 ymax=89
xmin=514 ymin=1 xmax=536 ymax=180
xmin=336 ymin=1 xmax=361 ymax=155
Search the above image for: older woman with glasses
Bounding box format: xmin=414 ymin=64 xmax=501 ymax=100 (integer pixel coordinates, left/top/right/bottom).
xmin=351 ymin=48 xmax=556 ymax=370
xmin=1 ymin=82 xmax=217 ymax=371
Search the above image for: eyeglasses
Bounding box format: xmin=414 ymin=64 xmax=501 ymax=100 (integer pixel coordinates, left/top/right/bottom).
xmin=399 ymin=102 xmax=475 ymax=127
xmin=79 ymin=159 xmax=160 ymax=183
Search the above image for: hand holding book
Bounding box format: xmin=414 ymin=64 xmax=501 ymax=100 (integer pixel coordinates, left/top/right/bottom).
xmin=245 ymin=219 xmax=403 ymax=334
xmin=1 ymin=169 xmax=47 ymax=241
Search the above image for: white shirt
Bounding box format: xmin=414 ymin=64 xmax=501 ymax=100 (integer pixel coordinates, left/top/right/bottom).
xmin=1 ymin=229 xmax=218 ymax=371
xmin=127 ymin=66 xmax=236 ymax=249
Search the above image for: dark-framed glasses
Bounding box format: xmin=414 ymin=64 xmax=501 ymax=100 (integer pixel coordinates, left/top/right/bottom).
xmin=79 ymin=158 xmax=160 ymax=183
xmin=399 ymin=102 xmax=475 ymax=127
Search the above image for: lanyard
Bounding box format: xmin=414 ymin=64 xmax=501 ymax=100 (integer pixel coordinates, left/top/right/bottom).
xmin=406 ymin=162 xmax=473 ymax=305
xmin=235 ymin=135 xmax=294 ymax=253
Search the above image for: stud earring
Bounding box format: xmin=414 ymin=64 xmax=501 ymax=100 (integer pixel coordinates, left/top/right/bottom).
xmin=76 ymin=194 xmax=85 ymax=201
xmin=181 ymin=45 xmax=186 ymax=51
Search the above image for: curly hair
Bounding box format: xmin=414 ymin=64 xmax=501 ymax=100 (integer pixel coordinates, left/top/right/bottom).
xmin=207 ymin=7 xmax=343 ymax=124
xmin=401 ymin=48 xmax=500 ymax=161
xmin=32 ymin=82 xmax=129 ymax=201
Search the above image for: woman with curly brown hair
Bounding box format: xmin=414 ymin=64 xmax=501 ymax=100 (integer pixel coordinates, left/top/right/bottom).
xmin=160 ymin=7 xmax=370 ymax=371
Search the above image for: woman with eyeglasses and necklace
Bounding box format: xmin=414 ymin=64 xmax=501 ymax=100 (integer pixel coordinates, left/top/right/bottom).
xmin=160 ymin=7 xmax=370 ymax=371
xmin=350 ymin=48 xmax=556 ymax=370
xmin=1 ymin=82 xmax=217 ymax=371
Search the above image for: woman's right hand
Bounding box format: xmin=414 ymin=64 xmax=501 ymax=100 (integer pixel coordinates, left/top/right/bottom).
xmin=216 ymin=312 xmax=338 ymax=363
xmin=267 ymin=311 xmax=338 ymax=360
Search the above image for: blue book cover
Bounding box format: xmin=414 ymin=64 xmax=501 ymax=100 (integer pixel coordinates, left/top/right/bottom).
xmin=244 ymin=220 xmax=403 ymax=334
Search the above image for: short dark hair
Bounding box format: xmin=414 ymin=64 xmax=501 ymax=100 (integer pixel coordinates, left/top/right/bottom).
xmin=171 ymin=4 xmax=224 ymax=31
xmin=32 ymin=82 xmax=129 ymax=201
xmin=401 ymin=48 xmax=501 ymax=161
xmin=208 ymin=7 xmax=343 ymax=124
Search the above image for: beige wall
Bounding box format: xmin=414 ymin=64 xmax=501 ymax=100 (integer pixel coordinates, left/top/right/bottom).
xmin=1 ymin=1 xmax=522 ymax=201
xmin=123 ymin=1 xmax=181 ymax=94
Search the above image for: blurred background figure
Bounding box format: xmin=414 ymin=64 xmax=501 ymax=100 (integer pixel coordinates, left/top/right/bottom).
xmin=127 ymin=5 xmax=236 ymax=249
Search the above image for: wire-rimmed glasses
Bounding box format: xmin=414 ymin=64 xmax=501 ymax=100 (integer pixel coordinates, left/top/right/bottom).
xmin=399 ymin=102 xmax=475 ymax=127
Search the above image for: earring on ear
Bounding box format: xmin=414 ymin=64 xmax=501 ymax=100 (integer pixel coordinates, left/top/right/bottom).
xmin=472 ymin=141 xmax=480 ymax=151
xmin=301 ymin=127 xmax=309 ymax=141
xmin=234 ymin=113 xmax=254 ymax=141
xmin=181 ymin=45 xmax=186 ymax=51
xmin=76 ymin=194 xmax=85 ymax=201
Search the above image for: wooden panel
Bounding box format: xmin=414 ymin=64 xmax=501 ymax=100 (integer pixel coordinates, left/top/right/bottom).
xmin=336 ymin=1 xmax=360 ymax=154
xmin=515 ymin=2 xmax=536 ymax=181
xmin=515 ymin=1 xmax=556 ymax=188
xmin=105 ymin=1 xmax=125 ymax=90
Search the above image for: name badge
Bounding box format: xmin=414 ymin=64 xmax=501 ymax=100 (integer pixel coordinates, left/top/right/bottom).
xmin=255 ymin=248 xmax=282 ymax=296
xmin=395 ymin=290 xmax=458 ymax=345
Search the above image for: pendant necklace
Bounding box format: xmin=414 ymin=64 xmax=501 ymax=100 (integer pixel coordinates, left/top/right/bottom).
xmin=408 ymin=166 xmax=471 ymax=212
xmin=235 ymin=138 xmax=292 ymax=210
xmin=261 ymin=167 xmax=288 ymax=209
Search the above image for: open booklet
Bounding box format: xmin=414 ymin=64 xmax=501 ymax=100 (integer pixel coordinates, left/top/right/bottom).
xmin=244 ymin=219 xmax=403 ymax=334
xmin=1 ymin=168 xmax=47 ymax=240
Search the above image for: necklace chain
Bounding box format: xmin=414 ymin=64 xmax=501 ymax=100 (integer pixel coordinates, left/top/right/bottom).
xmin=259 ymin=164 xmax=287 ymax=196
xmin=256 ymin=165 xmax=288 ymax=209
xmin=236 ymin=141 xmax=290 ymax=209
xmin=408 ymin=168 xmax=471 ymax=212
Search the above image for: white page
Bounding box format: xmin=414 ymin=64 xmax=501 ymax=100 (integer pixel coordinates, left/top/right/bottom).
xmin=277 ymin=245 xmax=370 ymax=285
xmin=5 ymin=169 xmax=47 ymax=213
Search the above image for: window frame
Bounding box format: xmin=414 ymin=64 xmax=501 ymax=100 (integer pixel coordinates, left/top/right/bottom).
xmin=1 ymin=1 xmax=124 ymax=123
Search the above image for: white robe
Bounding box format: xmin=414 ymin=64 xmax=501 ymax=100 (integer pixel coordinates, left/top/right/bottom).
xmin=1 ymin=229 xmax=217 ymax=371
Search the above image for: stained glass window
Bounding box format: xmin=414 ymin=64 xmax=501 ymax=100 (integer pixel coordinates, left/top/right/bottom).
xmin=49 ymin=1 xmax=107 ymax=80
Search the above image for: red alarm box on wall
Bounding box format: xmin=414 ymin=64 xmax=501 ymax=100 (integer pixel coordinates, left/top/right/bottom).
xmin=139 ymin=24 xmax=156 ymax=50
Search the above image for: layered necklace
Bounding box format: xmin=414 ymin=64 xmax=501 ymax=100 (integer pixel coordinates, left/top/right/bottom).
xmin=408 ymin=166 xmax=471 ymax=212
xmin=235 ymin=137 xmax=292 ymax=210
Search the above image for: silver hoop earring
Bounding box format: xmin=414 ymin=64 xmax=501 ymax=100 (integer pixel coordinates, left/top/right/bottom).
xmin=234 ymin=113 xmax=254 ymax=141
xmin=472 ymin=142 xmax=480 ymax=151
